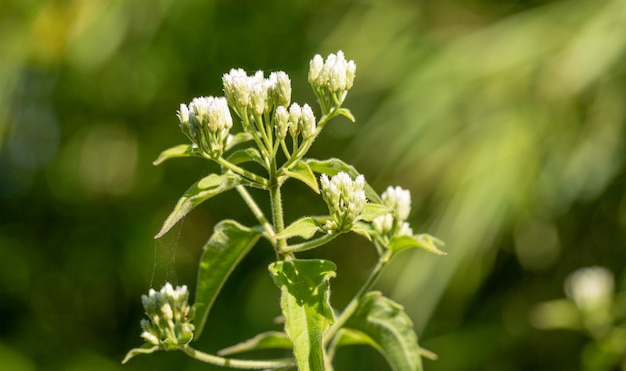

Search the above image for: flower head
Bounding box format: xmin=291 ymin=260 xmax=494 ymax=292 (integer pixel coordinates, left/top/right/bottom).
xmin=139 ymin=283 xmax=194 ymax=349
xmin=308 ymin=51 xmax=356 ymax=108
xmin=178 ymin=96 xmax=232 ymax=158
xmin=320 ymin=172 xmax=367 ymax=233
xmin=373 ymin=186 xmax=413 ymax=238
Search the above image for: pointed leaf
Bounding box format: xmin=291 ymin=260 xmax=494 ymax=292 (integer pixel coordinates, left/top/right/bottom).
xmin=122 ymin=345 xmax=159 ymax=364
xmin=269 ymin=259 xmax=336 ymax=371
xmin=344 ymin=291 xmax=423 ymax=371
xmin=155 ymin=173 xmax=245 ymax=238
xmin=218 ymin=331 xmax=292 ymax=356
xmin=153 ymin=144 xmax=200 ymax=165
xmin=388 ymin=234 xmax=446 ymax=257
xmin=194 ymin=220 xmax=262 ymax=338
xmin=276 ymin=217 xmax=322 ymax=240
xmin=303 ymin=158 xmax=382 ymax=203
xmin=225 ymin=132 xmax=254 ymax=151
xmin=284 ymin=162 xmax=319 ymax=193
xmin=226 ymin=148 xmax=265 ymax=167
xmin=336 ymin=108 xmax=355 ymax=122
xmin=361 ymin=203 xmax=391 ymax=222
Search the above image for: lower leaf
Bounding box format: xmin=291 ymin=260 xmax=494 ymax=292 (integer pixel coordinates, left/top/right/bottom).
xmin=269 ymin=259 xmax=336 ymax=371
xmin=342 ymin=291 xmax=424 ymax=371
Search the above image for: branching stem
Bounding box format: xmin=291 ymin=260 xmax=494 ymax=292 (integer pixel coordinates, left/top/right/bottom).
xmin=181 ymin=345 xmax=295 ymax=369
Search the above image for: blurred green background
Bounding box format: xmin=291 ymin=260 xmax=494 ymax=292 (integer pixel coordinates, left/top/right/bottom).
xmin=2 ymin=0 xmax=626 ymax=370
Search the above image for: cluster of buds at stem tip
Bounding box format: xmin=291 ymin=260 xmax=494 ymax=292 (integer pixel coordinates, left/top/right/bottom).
xmin=320 ymin=172 xmax=367 ymax=233
xmin=274 ymin=103 xmax=316 ymax=141
xmin=373 ymin=186 xmax=414 ymax=238
xmin=222 ymin=69 xmax=292 ymax=120
xmin=308 ymin=50 xmax=356 ymax=109
xmin=178 ymin=97 xmax=232 ymax=158
xmin=139 ymin=283 xmax=195 ymax=350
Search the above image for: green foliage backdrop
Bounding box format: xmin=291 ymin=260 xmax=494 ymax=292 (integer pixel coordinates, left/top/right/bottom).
xmin=1 ymin=0 xmax=625 ymax=370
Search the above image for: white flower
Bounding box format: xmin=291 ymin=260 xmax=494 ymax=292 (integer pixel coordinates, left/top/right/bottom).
xmin=320 ymin=172 xmax=367 ymax=232
xmin=381 ymin=186 xmax=411 ymax=221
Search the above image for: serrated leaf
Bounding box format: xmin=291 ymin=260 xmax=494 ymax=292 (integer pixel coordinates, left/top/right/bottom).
xmin=153 ymin=144 xmax=200 ymax=165
xmin=225 ymin=132 xmax=254 ymax=151
xmin=195 ymin=220 xmax=261 ymax=339
xmin=284 ymin=162 xmax=319 ymax=193
xmin=218 ymin=331 xmax=292 ymax=356
xmin=269 ymin=259 xmax=336 ymax=371
xmin=276 ymin=217 xmax=322 ymax=240
xmin=336 ymin=108 xmax=355 ymax=122
xmin=303 ymin=158 xmax=382 ymax=204
xmin=361 ymin=203 xmax=391 ymax=222
xmin=122 ymin=345 xmax=159 ymax=364
xmin=155 ymin=173 xmax=245 ymax=238
xmin=388 ymin=234 xmax=446 ymax=257
xmin=226 ymin=148 xmax=266 ymax=167
xmin=344 ymin=291 xmax=423 ymax=371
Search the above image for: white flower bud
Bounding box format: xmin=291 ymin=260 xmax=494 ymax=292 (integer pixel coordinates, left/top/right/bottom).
xmin=141 ymin=330 xmax=160 ymax=345
xmin=381 ymin=186 xmax=411 ymax=221
xmin=288 ymin=103 xmax=302 ymax=137
xmin=300 ymin=104 xmax=316 ymax=139
xmin=308 ymin=54 xmax=324 ymax=85
xmin=373 ymin=213 xmax=394 ymax=235
xmin=270 ymin=71 xmax=291 ymax=107
xmin=274 ymin=106 xmax=289 ymax=140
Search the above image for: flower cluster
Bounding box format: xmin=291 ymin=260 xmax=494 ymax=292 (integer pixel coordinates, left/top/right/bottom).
xmin=308 ymin=50 xmax=356 ymax=109
xmin=320 ymin=172 xmax=367 ymax=233
xmin=274 ymin=103 xmax=316 ymax=141
xmin=178 ymin=97 xmax=233 ymax=158
xmin=373 ymin=186 xmax=413 ymax=238
xmin=222 ymin=69 xmax=292 ymax=119
xmin=140 ymin=283 xmax=194 ymax=349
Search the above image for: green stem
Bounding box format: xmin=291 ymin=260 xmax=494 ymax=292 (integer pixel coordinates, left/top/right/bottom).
xmin=235 ymin=185 xmax=275 ymax=241
xmin=269 ymin=161 xmax=289 ymax=256
xmin=181 ymin=345 xmax=295 ymax=369
xmin=281 ymin=233 xmax=338 ymax=253
xmin=323 ymin=256 xmax=388 ymax=343
xmin=216 ymin=157 xmax=269 ymax=187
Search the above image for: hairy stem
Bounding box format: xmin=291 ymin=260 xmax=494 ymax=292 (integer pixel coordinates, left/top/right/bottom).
xmin=181 ymin=345 xmax=295 ymax=369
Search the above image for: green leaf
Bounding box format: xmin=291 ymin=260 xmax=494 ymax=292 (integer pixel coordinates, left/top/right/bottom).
xmin=225 ymin=132 xmax=254 ymax=151
xmin=155 ymin=173 xmax=246 ymax=238
xmin=269 ymin=259 xmax=336 ymax=371
xmin=303 ymin=158 xmax=382 ymax=204
xmin=194 ymin=220 xmax=261 ymax=339
xmin=336 ymin=108 xmax=355 ymax=122
xmin=284 ymin=161 xmax=320 ymax=193
xmin=388 ymin=234 xmax=446 ymax=257
xmin=122 ymin=345 xmax=159 ymax=364
xmin=350 ymin=222 xmax=372 ymax=241
xmin=344 ymin=291 xmax=423 ymax=371
xmin=276 ymin=217 xmax=322 ymax=240
xmin=361 ymin=203 xmax=390 ymax=222
xmin=218 ymin=331 xmax=292 ymax=356
xmin=226 ymin=148 xmax=265 ymax=167
xmin=153 ymin=144 xmax=200 ymax=165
